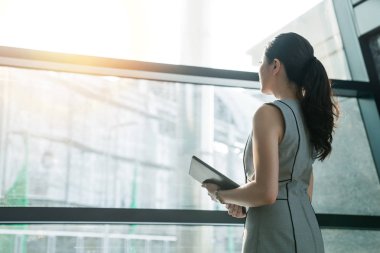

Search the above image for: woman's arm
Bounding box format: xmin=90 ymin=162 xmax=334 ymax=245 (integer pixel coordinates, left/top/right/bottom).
xmin=307 ymin=170 xmax=313 ymax=202
xmin=211 ymin=104 xmax=284 ymax=207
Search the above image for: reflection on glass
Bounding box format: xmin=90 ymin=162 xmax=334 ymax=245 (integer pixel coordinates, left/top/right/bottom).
xmin=0 ymin=66 xmax=271 ymax=209
xmin=322 ymin=229 xmax=380 ymax=253
xmin=1 ymin=225 xmax=380 ymax=253
xmin=313 ymin=98 xmax=380 ymax=215
xmin=247 ymin=0 xmax=351 ymax=80
xmin=0 ymin=224 xmax=244 ymax=253
xmin=0 ymin=67 xmax=378 ymax=215
xmin=368 ymin=31 xmax=380 ymax=82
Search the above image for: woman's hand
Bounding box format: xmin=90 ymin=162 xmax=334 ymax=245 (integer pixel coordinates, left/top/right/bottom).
xmin=225 ymin=204 xmax=246 ymax=218
xmin=201 ymin=182 xmax=220 ymax=202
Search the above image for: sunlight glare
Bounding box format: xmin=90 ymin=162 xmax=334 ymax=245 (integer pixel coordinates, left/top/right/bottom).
xmin=0 ymin=0 xmax=323 ymax=68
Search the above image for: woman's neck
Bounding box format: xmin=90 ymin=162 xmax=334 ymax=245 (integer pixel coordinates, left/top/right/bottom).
xmin=272 ymin=80 xmax=299 ymax=100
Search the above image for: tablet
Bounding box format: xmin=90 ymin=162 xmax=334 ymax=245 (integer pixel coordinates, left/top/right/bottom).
xmin=189 ymin=155 xmax=240 ymax=190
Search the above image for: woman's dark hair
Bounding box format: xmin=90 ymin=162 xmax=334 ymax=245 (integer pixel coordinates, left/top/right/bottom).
xmin=265 ymin=32 xmax=339 ymax=161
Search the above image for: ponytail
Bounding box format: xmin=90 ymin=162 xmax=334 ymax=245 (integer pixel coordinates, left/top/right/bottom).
xmin=300 ymin=57 xmax=339 ymax=161
xmin=265 ymin=33 xmax=339 ymax=161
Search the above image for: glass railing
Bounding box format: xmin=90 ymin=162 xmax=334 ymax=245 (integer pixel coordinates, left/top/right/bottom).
xmin=1 ymin=224 xmax=380 ymax=253
xmin=0 ymin=224 xmax=242 ymax=253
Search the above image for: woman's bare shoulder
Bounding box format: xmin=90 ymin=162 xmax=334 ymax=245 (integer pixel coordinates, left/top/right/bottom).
xmin=253 ymin=103 xmax=283 ymax=123
xmin=253 ymin=103 xmax=284 ymax=140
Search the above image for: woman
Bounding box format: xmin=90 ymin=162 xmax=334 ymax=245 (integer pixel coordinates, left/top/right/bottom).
xmin=202 ymin=32 xmax=339 ymax=252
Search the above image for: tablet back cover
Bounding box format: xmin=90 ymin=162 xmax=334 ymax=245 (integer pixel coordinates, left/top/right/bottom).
xmin=189 ymin=156 xmax=239 ymax=190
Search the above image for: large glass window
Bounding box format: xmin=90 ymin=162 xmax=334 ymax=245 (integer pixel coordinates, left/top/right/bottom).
xmin=0 ymin=0 xmax=349 ymax=76
xmin=313 ymin=97 xmax=380 ymax=215
xmin=0 ymin=66 xmax=378 ymax=215
xmin=0 ymin=66 xmax=273 ymax=209
xmin=0 ymin=0 xmax=379 ymax=252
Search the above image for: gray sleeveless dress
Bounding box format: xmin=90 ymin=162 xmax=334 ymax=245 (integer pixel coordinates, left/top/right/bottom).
xmin=241 ymin=99 xmax=324 ymax=253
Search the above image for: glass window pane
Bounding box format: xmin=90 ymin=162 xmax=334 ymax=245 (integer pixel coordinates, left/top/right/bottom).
xmin=0 ymin=224 xmax=245 ymax=253
xmin=0 ymin=66 xmax=272 ymax=209
xmin=247 ymin=0 xmax=351 ymax=80
xmin=313 ymin=98 xmax=380 ymax=215
xmin=1 ymin=224 xmax=379 ymax=253
xmin=0 ymin=0 xmax=349 ymax=77
xmin=368 ymin=30 xmax=380 ymax=82
xmin=0 ymin=67 xmax=378 ymax=214
xmin=322 ymin=229 xmax=380 ymax=253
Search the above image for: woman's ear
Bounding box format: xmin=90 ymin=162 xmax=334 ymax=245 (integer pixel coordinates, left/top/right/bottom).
xmin=272 ymin=59 xmax=281 ymax=75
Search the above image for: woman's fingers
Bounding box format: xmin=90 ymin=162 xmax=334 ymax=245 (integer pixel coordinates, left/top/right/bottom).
xmin=202 ymin=183 xmax=221 ymax=203
xmin=202 ymin=183 xmax=219 ymax=192
xmin=227 ymin=204 xmax=238 ymax=217
xmin=232 ymin=205 xmax=237 ymax=216
xmin=227 ymin=205 xmax=233 ymax=215
xmin=226 ymin=204 xmax=246 ymax=218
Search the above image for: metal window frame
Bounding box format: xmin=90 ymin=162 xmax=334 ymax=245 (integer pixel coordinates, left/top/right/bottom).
xmin=332 ymin=0 xmax=380 ymax=181
xmin=0 ymin=46 xmax=258 ymax=89
xmin=0 ymin=46 xmax=374 ymax=97
xmin=0 ymin=208 xmax=379 ymax=231
xmin=358 ymin=28 xmax=380 ymax=181
xmin=0 ymin=46 xmax=379 ymax=231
